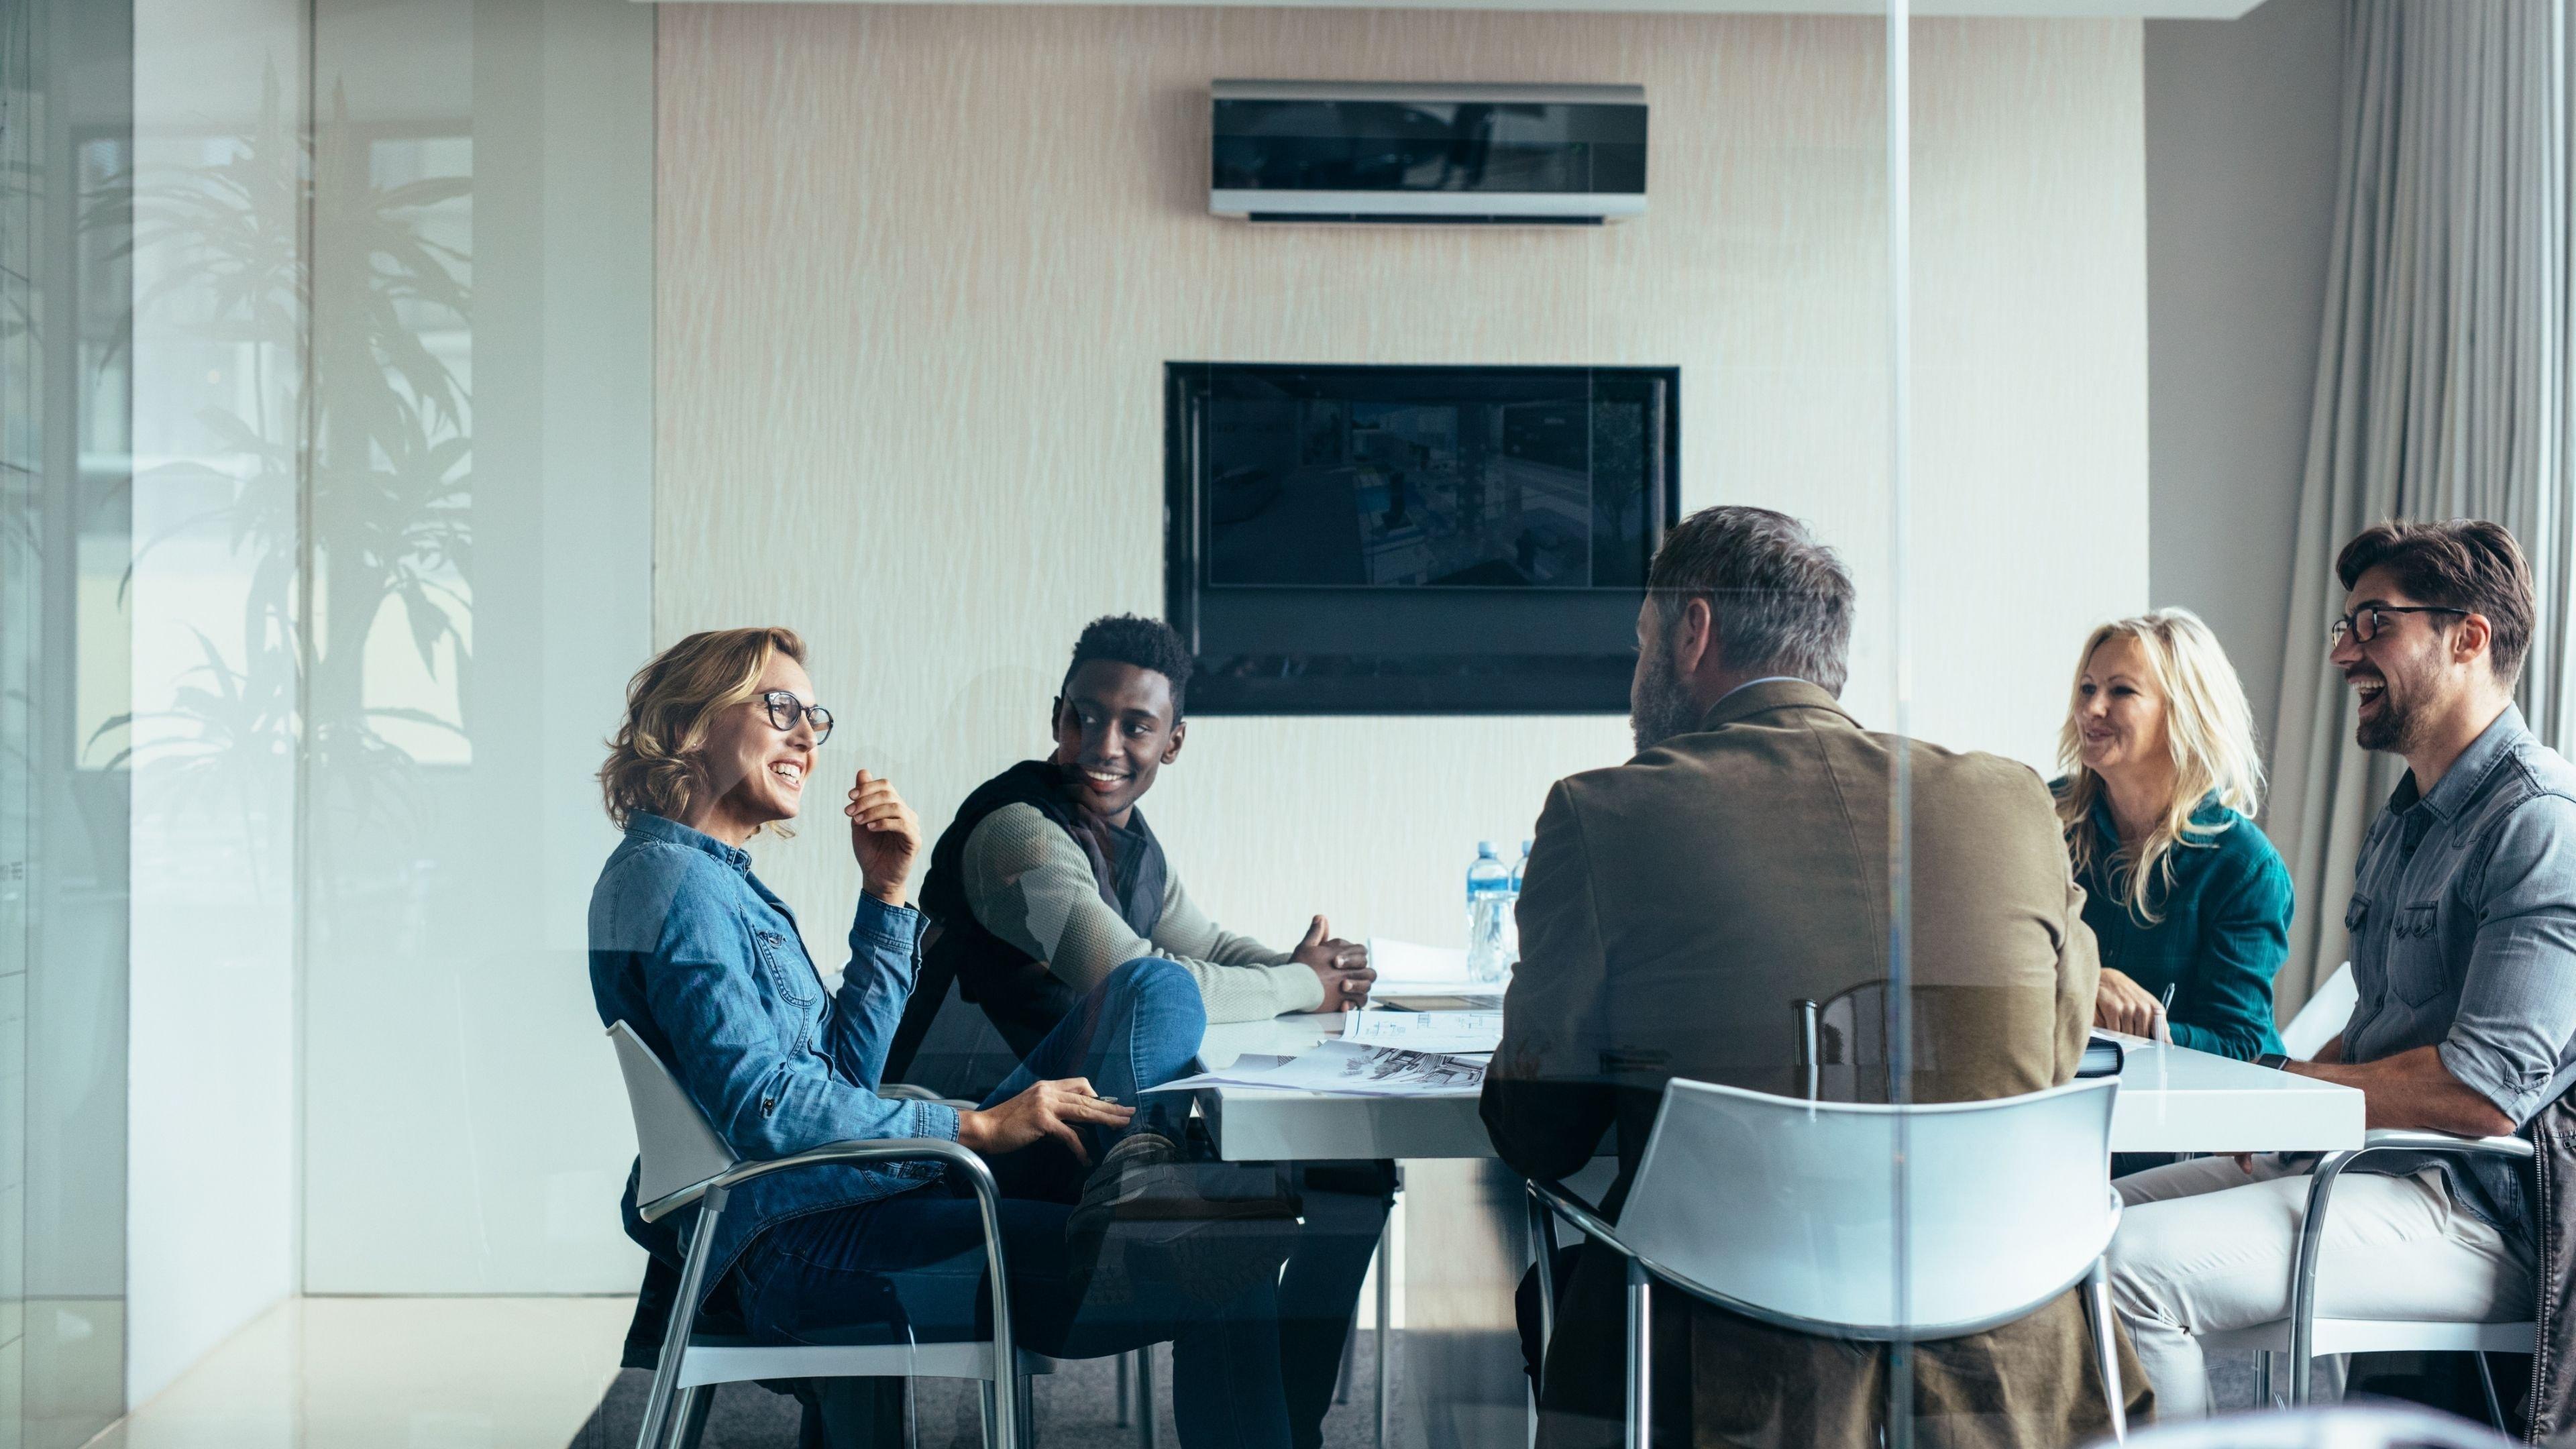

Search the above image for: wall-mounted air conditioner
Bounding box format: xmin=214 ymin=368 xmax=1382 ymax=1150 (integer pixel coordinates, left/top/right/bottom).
xmin=1209 ymin=81 xmax=1647 ymax=226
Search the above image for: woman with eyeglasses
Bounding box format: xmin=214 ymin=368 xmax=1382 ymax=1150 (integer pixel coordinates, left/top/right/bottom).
xmin=588 ymin=627 xmax=1293 ymax=1448
xmin=2054 ymin=610 xmax=2292 ymax=1067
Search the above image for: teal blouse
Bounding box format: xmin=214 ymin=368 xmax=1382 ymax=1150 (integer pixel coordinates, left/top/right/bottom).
xmin=2055 ymin=785 xmax=2292 ymax=1061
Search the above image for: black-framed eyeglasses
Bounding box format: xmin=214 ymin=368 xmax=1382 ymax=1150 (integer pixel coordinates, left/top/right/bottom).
xmin=760 ymin=690 xmax=833 ymax=744
xmin=2328 ymin=604 xmax=2468 ymax=648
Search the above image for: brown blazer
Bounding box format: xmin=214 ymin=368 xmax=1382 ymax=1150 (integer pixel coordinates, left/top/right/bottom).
xmin=1481 ymin=680 xmax=2150 ymax=1449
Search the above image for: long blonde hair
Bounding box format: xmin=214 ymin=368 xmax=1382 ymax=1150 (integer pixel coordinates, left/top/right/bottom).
xmin=2055 ymin=609 xmax=2263 ymax=924
xmin=600 ymin=627 xmax=806 ymax=834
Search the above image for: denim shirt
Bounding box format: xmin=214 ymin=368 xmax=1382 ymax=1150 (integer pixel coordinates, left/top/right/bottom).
xmin=2342 ymin=706 xmax=2576 ymax=1231
xmin=589 ymin=812 xmax=961 ymax=1307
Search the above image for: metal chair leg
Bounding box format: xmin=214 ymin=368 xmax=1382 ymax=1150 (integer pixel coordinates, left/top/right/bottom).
xmin=1376 ymin=1229 xmax=1393 ymax=1449
xmin=2475 ymin=1351 xmax=2508 ymax=1431
xmin=2084 ymin=1259 xmax=2125 ymax=1442
xmin=1137 ymin=1344 xmax=1157 ymax=1449
xmin=981 ymin=1381 xmax=1002 ymax=1449
xmin=1625 ymin=1258 xmax=1652 ymax=1449
xmin=2288 ymin=1149 xmax=2359 ymax=1407
xmin=1117 ymin=1349 xmax=1134 ymax=1424
xmin=672 ymin=1385 xmax=713 ymax=1449
xmin=1525 ymin=1186 xmax=1558 ymax=1354
xmin=1336 ymin=1316 xmax=1356 ymax=1406
xmin=1018 ymin=1371 xmax=1036 ymax=1449
xmin=2256 ymin=1351 xmax=2275 ymax=1409
xmin=637 ymin=1191 xmax=727 ymax=1449
xmin=1526 ymin=1184 xmax=1558 ymax=1449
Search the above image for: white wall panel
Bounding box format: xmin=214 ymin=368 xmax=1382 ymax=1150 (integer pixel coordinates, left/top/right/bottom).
xmin=2143 ymin=0 xmax=2343 ymax=767
xmin=655 ymin=5 xmax=2149 ymax=969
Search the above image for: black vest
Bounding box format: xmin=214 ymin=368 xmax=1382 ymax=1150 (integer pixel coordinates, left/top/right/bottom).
xmin=888 ymin=760 xmax=1167 ymax=1075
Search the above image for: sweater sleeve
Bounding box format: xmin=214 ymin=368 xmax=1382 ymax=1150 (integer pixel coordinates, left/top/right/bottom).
xmin=2168 ymin=835 xmax=2292 ymax=1061
xmin=1151 ymin=873 xmax=1324 ymax=1017
xmin=962 ymin=804 xmax=1324 ymax=1022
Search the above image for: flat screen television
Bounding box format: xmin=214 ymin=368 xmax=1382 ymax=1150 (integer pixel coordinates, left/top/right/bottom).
xmin=1166 ymin=363 xmax=1680 ymax=714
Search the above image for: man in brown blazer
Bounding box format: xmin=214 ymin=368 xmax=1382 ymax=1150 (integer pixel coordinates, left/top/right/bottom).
xmin=1482 ymin=504 xmax=2150 ymax=1448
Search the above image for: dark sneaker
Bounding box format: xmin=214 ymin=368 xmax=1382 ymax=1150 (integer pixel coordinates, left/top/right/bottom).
xmin=1065 ymin=1133 xmax=1301 ymax=1307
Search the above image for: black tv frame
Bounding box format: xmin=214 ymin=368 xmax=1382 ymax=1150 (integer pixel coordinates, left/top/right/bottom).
xmin=1165 ymin=362 xmax=1680 ymax=716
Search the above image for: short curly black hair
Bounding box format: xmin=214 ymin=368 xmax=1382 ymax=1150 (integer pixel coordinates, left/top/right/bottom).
xmin=1064 ymin=614 xmax=1195 ymax=717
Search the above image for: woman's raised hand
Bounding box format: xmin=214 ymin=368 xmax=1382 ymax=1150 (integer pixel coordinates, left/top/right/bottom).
xmin=845 ymin=768 xmax=922 ymax=906
xmin=955 ymin=1077 xmax=1135 ymax=1165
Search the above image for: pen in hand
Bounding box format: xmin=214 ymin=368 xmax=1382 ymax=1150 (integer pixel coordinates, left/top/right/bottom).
xmin=2154 ymin=982 xmax=2176 ymax=1045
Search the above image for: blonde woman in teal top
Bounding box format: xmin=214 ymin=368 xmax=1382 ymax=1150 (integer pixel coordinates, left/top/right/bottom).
xmin=2053 ymin=609 xmax=2291 ymax=1062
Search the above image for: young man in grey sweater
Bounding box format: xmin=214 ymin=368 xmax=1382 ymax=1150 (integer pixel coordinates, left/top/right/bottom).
xmin=896 ymin=615 xmax=1387 ymax=1449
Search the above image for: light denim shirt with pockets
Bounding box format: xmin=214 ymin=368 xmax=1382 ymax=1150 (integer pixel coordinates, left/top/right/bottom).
xmin=2342 ymin=706 xmax=2576 ymax=1231
xmin=588 ymin=811 xmax=961 ymax=1308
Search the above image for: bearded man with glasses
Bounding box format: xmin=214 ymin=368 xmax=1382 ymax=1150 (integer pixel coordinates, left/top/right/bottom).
xmin=2106 ymin=519 xmax=2576 ymax=1427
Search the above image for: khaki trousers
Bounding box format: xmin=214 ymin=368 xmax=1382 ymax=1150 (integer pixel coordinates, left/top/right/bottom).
xmin=2104 ymin=1154 xmax=2530 ymax=1418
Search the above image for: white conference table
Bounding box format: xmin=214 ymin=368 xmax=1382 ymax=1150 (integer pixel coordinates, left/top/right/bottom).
xmin=1191 ymin=1007 xmax=2363 ymax=1449
xmin=1195 ymin=1011 xmax=2367 ymax=1160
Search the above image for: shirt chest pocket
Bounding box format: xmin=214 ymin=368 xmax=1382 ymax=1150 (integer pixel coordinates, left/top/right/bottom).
xmin=2382 ymin=898 xmax=2454 ymax=1008
xmin=752 ymin=926 xmax=817 ymax=1005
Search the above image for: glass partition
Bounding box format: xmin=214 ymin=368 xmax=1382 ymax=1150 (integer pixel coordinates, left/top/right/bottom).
xmin=0 ymin=1 xmax=133 ymax=1442
xmin=298 ymin=0 xmax=653 ymax=1296
xmin=0 ymin=0 xmax=2223 ymax=1440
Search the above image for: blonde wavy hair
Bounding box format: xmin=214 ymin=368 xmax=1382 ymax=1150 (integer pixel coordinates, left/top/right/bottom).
xmin=2054 ymin=609 xmax=2263 ymax=924
xmin=600 ymin=627 xmax=807 ymax=834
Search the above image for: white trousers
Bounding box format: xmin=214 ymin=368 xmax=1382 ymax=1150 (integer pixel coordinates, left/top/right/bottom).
xmin=2104 ymin=1154 xmax=2531 ymax=1418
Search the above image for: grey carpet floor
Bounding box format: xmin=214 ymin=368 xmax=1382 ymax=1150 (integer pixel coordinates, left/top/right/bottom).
xmin=571 ymin=1340 xmax=1403 ymax=1449
xmin=568 ymin=1338 xmax=2269 ymax=1447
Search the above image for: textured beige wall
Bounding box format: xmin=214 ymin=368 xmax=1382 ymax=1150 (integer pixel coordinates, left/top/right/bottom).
xmin=656 ymin=5 xmax=2147 ymax=959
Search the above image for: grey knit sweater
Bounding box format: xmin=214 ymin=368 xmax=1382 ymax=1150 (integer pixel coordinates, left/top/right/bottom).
xmin=959 ymin=802 xmax=1326 ymax=1022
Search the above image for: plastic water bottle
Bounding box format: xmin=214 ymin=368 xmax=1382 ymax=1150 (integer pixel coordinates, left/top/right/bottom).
xmin=1502 ymin=839 xmax=1532 ymax=963
xmin=1467 ymin=841 xmax=1513 ymax=985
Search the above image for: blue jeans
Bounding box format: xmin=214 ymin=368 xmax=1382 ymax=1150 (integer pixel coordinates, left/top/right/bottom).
xmin=978 ymin=956 xmax=1199 ymax=1158
xmin=731 ymin=959 xmax=1289 ymax=1448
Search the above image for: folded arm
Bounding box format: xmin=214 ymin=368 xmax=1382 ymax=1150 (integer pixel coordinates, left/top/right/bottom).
xmin=2289 ymin=1044 xmax=2514 ymax=1136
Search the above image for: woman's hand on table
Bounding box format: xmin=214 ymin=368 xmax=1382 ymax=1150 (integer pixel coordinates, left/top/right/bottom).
xmin=1293 ymin=915 xmax=1375 ymax=1012
xmin=956 ymin=1077 xmax=1133 ymax=1165
xmin=2094 ymin=967 xmax=2163 ymax=1038
xmin=845 ymin=767 xmax=921 ymax=907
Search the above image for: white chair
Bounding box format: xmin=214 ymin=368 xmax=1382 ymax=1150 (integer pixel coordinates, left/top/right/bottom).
xmin=1526 ymin=1074 xmax=2128 ymax=1449
xmin=2194 ymin=1128 xmax=2535 ymax=1428
xmin=2280 ymin=963 xmax=2357 ymax=1062
xmin=2089 ymin=1403 xmax=2521 ymax=1449
xmin=608 ymin=1020 xmax=1065 ymax=1449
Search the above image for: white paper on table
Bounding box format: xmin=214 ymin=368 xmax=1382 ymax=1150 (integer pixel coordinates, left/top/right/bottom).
xmin=1342 ymin=1008 xmax=1503 ymax=1054
xmin=1144 ymin=1039 xmax=1489 ymax=1097
xmin=1366 ymin=937 xmax=1470 ymax=994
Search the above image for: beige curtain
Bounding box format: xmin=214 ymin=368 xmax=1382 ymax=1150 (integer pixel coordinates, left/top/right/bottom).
xmin=2267 ymin=0 xmax=2569 ymax=1017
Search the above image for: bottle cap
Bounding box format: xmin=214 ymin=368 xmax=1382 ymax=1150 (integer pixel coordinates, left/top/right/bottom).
xmin=1477 ymin=840 xmax=1497 ymax=855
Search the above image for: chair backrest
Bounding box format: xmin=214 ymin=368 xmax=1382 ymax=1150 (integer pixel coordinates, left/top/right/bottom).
xmin=1614 ymin=1073 xmax=2120 ymax=1338
xmin=2280 ymin=962 xmax=2355 ymax=1061
xmin=1796 ymin=979 xmax=1935 ymax=1102
xmin=608 ymin=1020 xmax=740 ymax=1216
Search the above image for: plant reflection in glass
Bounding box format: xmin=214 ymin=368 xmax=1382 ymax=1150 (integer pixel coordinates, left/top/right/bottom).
xmin=108 ymin=74 xmax=470 ymax=839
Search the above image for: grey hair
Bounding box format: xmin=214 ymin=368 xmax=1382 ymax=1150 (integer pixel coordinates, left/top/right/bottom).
xmin=1648 ymin=505 xmax=1856 ymax=698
